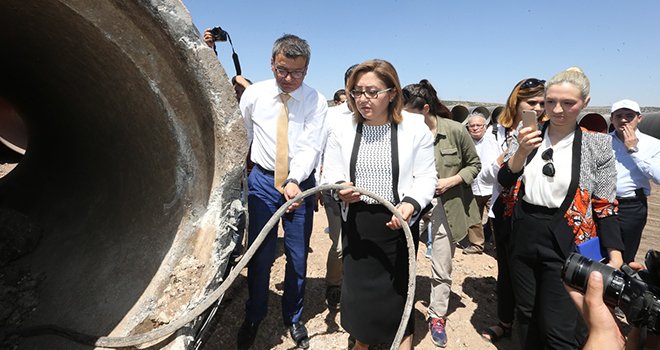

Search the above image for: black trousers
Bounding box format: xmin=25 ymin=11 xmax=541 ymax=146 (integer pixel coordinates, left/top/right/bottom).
xmin=618 ymin=198 xmax=648 ymax=263
xmin=492 ymin=213 xmax=515 ymax=324
xmin=510 ymin=202 xmax=586 ymax=349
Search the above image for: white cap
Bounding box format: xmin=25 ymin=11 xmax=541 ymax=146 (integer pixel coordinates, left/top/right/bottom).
xmin=611 ymin=99 xmax=641 ymax=114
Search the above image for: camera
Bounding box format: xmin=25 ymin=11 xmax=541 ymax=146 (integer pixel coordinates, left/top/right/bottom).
xmin=562 ymin=250 xmax=660 ymax=334
xmin=210 ymin=26 xmax=228 ymax=42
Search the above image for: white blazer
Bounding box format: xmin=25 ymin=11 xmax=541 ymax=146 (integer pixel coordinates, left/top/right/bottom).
xmin=321 ymin=111 xmax=437 ymax=215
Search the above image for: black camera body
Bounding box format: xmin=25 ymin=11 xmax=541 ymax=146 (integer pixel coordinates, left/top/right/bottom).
xmin=210 ymin=26 xmax=228 ymax=42
xmin=562 ymin=250 xmax=660 ymax=334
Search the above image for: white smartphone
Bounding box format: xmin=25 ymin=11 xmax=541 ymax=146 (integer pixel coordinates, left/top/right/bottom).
xmin=521 ymin=110 xmax=538 ymax=131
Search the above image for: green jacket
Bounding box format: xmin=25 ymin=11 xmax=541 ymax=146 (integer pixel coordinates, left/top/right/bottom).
xmin=434 ymin=116 xmax=482 ymax=243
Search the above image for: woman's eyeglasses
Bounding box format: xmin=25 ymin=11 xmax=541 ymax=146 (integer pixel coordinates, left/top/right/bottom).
xmin=350 ymin=88 xmax=392 ymax=99
xmin=520 ymin=78 xmax=546 ymax=90
xmin=541 ymin=148 xmax=555 ymax=177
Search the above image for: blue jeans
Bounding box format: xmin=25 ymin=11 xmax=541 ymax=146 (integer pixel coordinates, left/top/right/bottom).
xmin=244 ymin=165 xmax=315 ymax=324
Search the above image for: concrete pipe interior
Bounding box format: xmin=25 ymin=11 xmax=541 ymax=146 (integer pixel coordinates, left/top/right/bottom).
xmin=450 ymin=105 xmax=469 ymax=123
xmin=0 ymin=1 xmax=244 ymax=349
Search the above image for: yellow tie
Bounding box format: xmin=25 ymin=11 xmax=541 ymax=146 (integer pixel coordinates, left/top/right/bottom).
xmin=275 ymin=93 xmax=291 ymax=193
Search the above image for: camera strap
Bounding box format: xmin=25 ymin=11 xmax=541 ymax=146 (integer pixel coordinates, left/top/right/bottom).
xmin=211 ymin=32 xmax=242 ymax=76
xmin=226 ymin=33 xmax=242 ymax=76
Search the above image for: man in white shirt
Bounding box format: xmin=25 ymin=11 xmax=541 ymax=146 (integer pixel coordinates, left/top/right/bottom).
xmin=466 ymin=113 xmax=500 ymax=251
xmin=316 ymin=64 xmax=356 ymax=311
xmin=238 ymin=34 xmax=327 ymax=350
xmin=610 ymin=99 xmax=660 ymax=263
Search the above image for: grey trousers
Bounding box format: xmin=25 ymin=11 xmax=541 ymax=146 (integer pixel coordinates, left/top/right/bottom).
xmin=427 ymin=198 xmax=455 ymax=319
xmin=323 ymin=191 xmax=343 ymax=286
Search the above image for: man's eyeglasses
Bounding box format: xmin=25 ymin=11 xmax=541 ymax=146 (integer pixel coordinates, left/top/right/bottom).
xmin=350 ymin=88 xmax=392 ymax=99
xmin=541 ymin=148 xmax=555 ymax=177
xmin=274 ymin=67 xmax=306 ymax=79
xmin=520 ymin=78 xmax=546 ymax=90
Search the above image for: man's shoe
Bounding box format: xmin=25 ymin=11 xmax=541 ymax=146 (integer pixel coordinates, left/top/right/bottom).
xmin=287 ymin=321 xmax=310 ymax=349
xmin=462 ymin=245 xmax=483 ymax=255
xmin=428 ymin=317 xmax=448 ymax=347
xmin=237 ymin=320 xmax=260 ymax=350
xmin=325 ymin=285 xmax=341 ymax=310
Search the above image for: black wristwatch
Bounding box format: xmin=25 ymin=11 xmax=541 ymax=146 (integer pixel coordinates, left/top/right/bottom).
xmin=281 ymin=178 xmax=299 ymax=188
xmin=627 ymin=146 xmax=639 ymax=154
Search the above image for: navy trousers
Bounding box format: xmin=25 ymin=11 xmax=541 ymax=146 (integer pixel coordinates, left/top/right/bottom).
xmin=618 ymin=198 xmax=648 ymax=263
xmin=245 ymin=165 xmax=315 ymax=324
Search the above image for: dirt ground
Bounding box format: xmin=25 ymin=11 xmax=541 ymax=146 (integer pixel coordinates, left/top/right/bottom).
xmin=200 ymin=184 xmax=660 ymax=350
xmin=0 ymin=162 xmax=658 ymax=349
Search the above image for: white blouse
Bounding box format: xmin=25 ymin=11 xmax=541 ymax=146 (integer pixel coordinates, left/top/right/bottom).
xmin=523 ymin=129 xmax=574 ymax=208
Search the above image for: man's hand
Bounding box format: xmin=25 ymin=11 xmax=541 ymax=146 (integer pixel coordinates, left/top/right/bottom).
xmin=622 ymin=124 xmax=639 ymax=151
xmin=203 ymin=28 xmax=216 ymax=49
xmin=337 ymin=182 xmax=361 ymax=204
xmin=386 ymin=202 xmax=414 ymax=230
xmin=566 ymin=271 xmax=625 ymax=350
xmin=283 ymin=182 xmax=302 ymax=213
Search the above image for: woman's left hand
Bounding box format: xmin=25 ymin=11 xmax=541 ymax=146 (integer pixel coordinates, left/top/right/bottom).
xmin=386 ymin=202 xmax=414 ymax=230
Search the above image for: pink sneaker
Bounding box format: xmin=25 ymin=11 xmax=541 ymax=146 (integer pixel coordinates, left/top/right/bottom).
xmin=428 ymin=317 xmax=447 ymax=347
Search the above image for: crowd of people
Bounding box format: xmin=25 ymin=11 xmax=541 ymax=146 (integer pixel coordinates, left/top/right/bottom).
xmin=204 ymin=30 xmax=660 ymax=350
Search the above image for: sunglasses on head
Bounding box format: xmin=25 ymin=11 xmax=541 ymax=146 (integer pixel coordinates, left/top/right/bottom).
xmin=520 ymin=78 xmax=546 ymax=90
xmin=541 ymin=148 xmax=555 ymax=177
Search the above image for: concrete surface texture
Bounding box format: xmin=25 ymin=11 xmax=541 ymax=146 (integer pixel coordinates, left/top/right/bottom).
xmin=0 ymin=0 xmax=245 ymax=349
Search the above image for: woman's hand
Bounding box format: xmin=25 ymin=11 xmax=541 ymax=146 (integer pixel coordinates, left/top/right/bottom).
xmin=386 ymin=202 xmax=414 ymax=230
xmin=516 ymin=127 xmax=543 ymax=158
xmin=606 ymin=249 xmax=624 ymax=270
xmin=508 ymin=127 xmax=542 ymax=174
xmin=337 ymin=182 xmax=361 ymax=204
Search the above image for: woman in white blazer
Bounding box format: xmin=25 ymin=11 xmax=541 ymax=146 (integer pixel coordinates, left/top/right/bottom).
xmin=321 ymin=59 xmax=436 ymax=350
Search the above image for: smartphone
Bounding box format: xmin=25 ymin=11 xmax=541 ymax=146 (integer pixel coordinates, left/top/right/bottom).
xmin=521 ymin=110 xmax=538 ymax=131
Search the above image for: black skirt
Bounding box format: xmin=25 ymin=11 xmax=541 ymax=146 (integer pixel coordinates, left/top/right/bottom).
xmin=340 ymin=202 xmax=419 ymax=345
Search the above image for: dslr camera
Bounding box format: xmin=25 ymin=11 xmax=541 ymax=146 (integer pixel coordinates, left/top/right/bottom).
xmin=562 ymin=250 xmax=660 ymax=334
xmin=210 ymin=26 xmax=228 ymax=42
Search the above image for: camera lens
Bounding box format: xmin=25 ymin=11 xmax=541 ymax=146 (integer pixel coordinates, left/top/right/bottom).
xmin=562 ymin=253 xmax=625 ymax=306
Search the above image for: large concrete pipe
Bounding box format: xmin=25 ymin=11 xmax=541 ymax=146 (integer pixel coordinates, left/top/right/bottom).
xmin=0 ymin=1 xmax=245 ymax=349
xmin=639 ymin=112 xmax=660 ymax=139
xmin=450 ymin=105 xmax=469 ymax=123
xmin=578 ymin=112 xmax=609 ymax=133
xmin=488 ymin=106 xmax=504 ymax=125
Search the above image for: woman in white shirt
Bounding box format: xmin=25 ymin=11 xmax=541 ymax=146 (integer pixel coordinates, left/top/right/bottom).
xmin=498 ymin=67 xmax=624 ymax=349
xmin=322 ymin=59 xmax=436 ymax=350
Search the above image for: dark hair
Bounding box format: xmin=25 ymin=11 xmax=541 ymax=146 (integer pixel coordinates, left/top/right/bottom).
xmin=344 ymin=64 xmax=358 ymax=85
xmin=402 ymin=79 xmax=452 ymax=119
xmin=346 ymin=59 xmax=404 ymax=124
xmin=271 ymin=34 xmax=311 ymax=67
xmin=333 ymin=89 xmax=346 ymax=103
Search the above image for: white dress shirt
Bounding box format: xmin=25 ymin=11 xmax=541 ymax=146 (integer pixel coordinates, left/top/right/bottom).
xmin=611 ymin=129 xmax=660 ymax=197
xmin=471 ymin=125 xmax=501 ymax=196
xmin=240 ymin=79 xmax=328 ymax=183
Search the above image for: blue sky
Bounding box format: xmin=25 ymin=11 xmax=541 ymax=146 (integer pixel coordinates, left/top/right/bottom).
xmin=183 ymin=1 xmax=660 ymax=107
